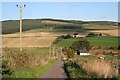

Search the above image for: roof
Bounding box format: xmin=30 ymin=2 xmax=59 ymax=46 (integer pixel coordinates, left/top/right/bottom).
xmin=80 ymin=47 xmax=87 ymax=53
xmin=80 ymin=50 xmax=87 ymax=53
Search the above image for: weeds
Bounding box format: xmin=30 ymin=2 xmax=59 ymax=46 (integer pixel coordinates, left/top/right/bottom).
xmin=1 ymin=47 xmax=54 ymax=78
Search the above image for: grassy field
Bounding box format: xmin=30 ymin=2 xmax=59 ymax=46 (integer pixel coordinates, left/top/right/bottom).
xmin=33 ymin=48 xmax=49 ymax=56
xmin=56 ymin=36 xmax=119 ymax=47
xmin=24 ymin=28 xmax=85 ymax=33
xmin=82 ymin=24 xmax=118 ymax=30
xmin=2 ymin=19 xmax=118 ymax=34
xmin=86 ymin=36 xmax=119 ymax=47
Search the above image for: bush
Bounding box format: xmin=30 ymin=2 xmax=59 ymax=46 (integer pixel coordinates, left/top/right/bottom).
xmin=53 ymin=36 xmax=62 ymax=44
xmin=99 ymin=33 xmax=102 ymax=36
xmin=2 ymin=60 xmax=13 ymax=77
xmin=72 ymin=39 xmax=90 ymax=51
xmin=64 ymin=34 xmax=72 ymax=39
xmin=53 ymin=34 xmax=72 ymax=44
xmin=63 ymin=47 xmax=75 ymax=59
xmin=86 ymin=33 xmax=98 ymax=37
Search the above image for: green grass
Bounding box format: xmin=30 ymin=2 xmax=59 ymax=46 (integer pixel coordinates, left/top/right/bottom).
xmin=82 ymin=24 xmax=118 ymax=30
xmin=105 ymin=55 xmax=119 ymax=61
xmin=10 ymin=60 xmax=55 ymax=78
xmin=78 ymin=55 xmax=119 ymax=61
xmin=85 ymin=36 xmax=119 ymax=47
xmin=57 ymin=38 xmax=78 ymax=47
xmin=3 ymin=47 xmax=49 ymax=58
xmin=56 ymin=36 xmax=119 ymax=47
xmin=34 ymin=47 xmax=49 ymax=56
xmin=78 ymin=55 xmax=97 ymax=61
xmin=24 ymin=28 xmax=84 ymax=33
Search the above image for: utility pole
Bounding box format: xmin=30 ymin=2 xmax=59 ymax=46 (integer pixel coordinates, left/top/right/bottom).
xmin=60 ymin=47 xmax=62 ymax=61
xmin=53 ymin=47 xmax=54 ymax=56
xmin=49 ymin=42 xmax=52 ymax=58
xmin=17 ymin=5 xmax=26 ymax=51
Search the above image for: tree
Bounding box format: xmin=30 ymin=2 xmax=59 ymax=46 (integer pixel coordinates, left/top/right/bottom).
xmin=86 ymin=33 xmax=97 ymax=37
xmin=72 ymin=39 xmax=90 ymax=51
xmin=64 ymin=34 xmax=72 ymax=39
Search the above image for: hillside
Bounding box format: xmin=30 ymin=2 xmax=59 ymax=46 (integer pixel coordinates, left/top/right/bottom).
xmin=2 ymin=19 xmax=118 ymax=34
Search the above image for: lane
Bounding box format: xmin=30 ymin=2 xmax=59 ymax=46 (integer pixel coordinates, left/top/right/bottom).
xmin=40 ymin=49 xmax=68 ymax=78
xmin=40 ymin=59 xmax=67 ymax=78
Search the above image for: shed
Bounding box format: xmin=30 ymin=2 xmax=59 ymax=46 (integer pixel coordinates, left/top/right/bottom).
xmin=80 ymin=50 xmax=90 ymax=55
xmin=76 ymin=47 xmax=90 ymax=56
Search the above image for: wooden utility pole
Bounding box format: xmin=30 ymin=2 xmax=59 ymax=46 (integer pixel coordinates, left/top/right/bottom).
xmin=20 ymin=6 xmax=22 ymax=51
xmin=17 ymin=5 xmax=26 ymax=51
xmin=53 ymin=47 xmax=54 ymax=56
xmin=60 ymin=47 xmax=62 ymax=61
xmin=49 ymin=42 xmax=52 ymax=58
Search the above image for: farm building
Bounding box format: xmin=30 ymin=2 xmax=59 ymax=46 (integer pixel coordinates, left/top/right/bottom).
xmin=73 ymin=35 xmax=86 ymax=38
xmin=80 ymin=50 xmax=90 ymax=55
xmin=75 ymin=47 xmax=90 ymax=56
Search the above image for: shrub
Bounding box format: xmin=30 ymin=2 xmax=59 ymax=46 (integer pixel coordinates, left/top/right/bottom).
xmin=2 ymin=60 xmax=13 ymax=77
xmin=53 ymin=34 xmax=72 ymax=44
xmin=64 ymin=34 xmax=72 ymax=39
xmin=99 ymin=33 xmax=102 ymax=36
xmin=72 ymin=39 xmax=90 ymax=51
xmin=86 ymin=33 xmax=98 ymax=37
xmin=63 ymin=47 xmax=75 ymax=59
xmin=53 ymin=37 xmax=62 ymax=44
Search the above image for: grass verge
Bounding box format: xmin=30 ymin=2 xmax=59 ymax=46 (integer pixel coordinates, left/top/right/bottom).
xmin=10 ymin=59 xmax=55 ymax=78
xmin=1 ymin=48 xmax=55 ymax=78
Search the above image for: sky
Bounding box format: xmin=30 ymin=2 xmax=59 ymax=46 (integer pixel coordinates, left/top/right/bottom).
xmin=1 ymin=2 xmax=118 ymax=22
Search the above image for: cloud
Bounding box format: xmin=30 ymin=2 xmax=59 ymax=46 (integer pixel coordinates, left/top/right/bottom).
xmin=68 ymin=4 xmax=79 ymax=7
xmin=58 ymin=3 xmax=79 ymax=7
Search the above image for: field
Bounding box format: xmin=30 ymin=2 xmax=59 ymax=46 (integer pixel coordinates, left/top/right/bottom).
xmin=89 ymin=29 xmax=120 ymax=36
xmin=2 ymin=31 xmax=119 ymax=48
xmin=2 ymin=32 xmax=59 ymax=48
xmin=82 ymin=24 xmax=118 ymax=30
xmin=1 ymin=19 xmax=119 ymax=48
xmin=24 ymin=28 xmax=86 ymax=33
xmin=56 ymin=36 xmax=119 ymax=48
xmin=2 ymin=19 xmax=118 ymax=34
xmin=1 ymin=31 xmax=88 ymax=48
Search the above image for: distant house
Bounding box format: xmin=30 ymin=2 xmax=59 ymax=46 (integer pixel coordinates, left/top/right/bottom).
xmin=79 ymin=50 xmax=90 ymax=56
xmin=73 ymin=35 xmax=85 ymax=38
xmin=75 ymin=47 xmax=90 ymax=56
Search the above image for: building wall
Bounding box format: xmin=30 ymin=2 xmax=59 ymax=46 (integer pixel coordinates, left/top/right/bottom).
xmin=80 ymin=53 xmax=90 ymax=55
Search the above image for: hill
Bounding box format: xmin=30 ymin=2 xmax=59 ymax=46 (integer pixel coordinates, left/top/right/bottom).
xmin=2 ymin=18 xmax=118 ymax=34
